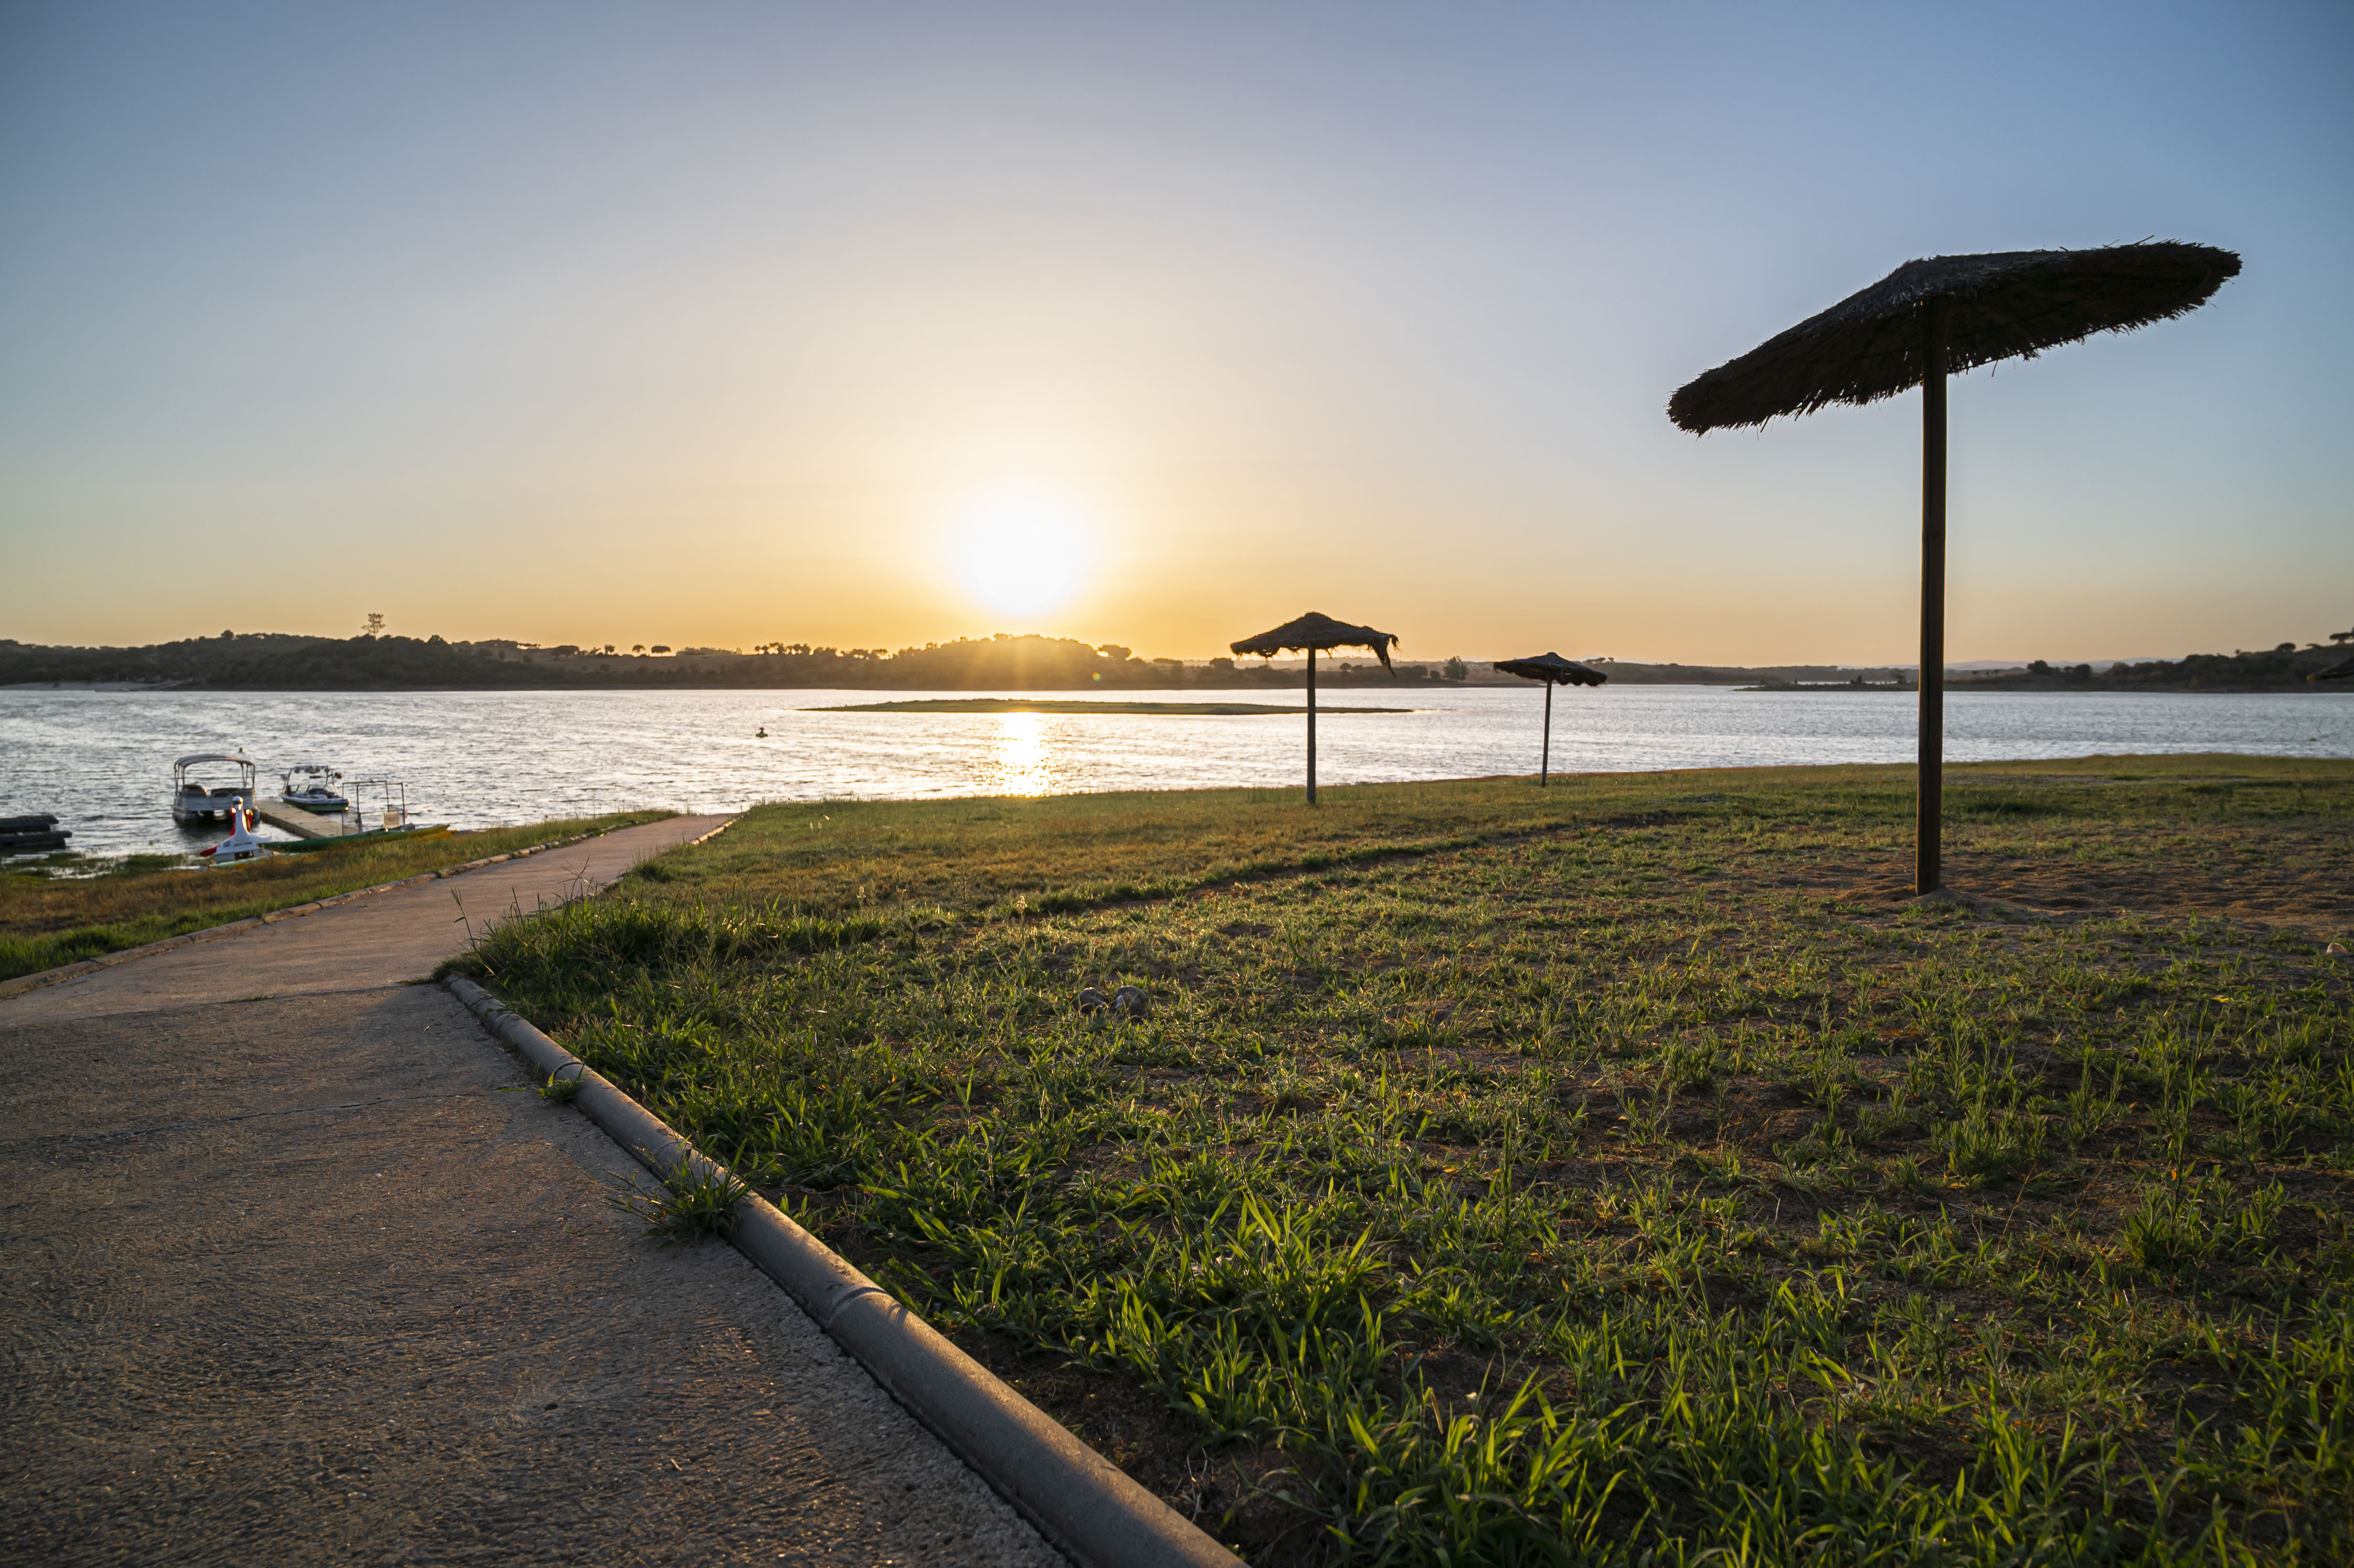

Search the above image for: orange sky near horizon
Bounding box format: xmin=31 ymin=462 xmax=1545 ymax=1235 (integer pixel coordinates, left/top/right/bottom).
xmin=2 ymin=4 xmax=2347 ymax=667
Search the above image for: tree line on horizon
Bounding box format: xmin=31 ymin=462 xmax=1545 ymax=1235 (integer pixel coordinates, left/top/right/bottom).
xmin=0 ymin=630 xmax=1473 ymax=691
xmin=1 ymin=624 xmax=2341 ymax=692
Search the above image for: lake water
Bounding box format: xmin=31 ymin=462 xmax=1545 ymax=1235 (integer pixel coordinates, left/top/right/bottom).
xmin=3 ymin=685 xmax=2346 ymax=858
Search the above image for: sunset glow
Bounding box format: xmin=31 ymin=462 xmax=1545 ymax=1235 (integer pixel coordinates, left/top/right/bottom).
xmin=0 ymin=6 xmax=2345 ymax=664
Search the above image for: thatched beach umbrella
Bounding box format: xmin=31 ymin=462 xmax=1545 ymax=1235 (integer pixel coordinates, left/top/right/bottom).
xmin=1231 ymin=611 xmax=1398 ymax=804
xmin=1494 ymin=653 xmax=1606 ymax=786
xmin=1669 ymin=241 xmax=2240 ymax=893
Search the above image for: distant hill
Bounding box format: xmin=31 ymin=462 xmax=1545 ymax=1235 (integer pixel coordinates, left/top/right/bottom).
xmin=1951 ymin=645 xmax=2347 ymax=693
xmin=1597 ymin=645 xmax=2349 ymax=692
xmin=1574 ymin=659 xmax=1912 ymax=686
xmin=0 ymin=632 xmax=1455 ymax=691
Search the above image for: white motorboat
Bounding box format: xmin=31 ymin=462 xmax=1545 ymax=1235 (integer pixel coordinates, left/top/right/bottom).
xmin=199 ymin=798 xmax=273 ymax=867
xmin=173 ymin=754 xmax=258 ymax=826
xmin=280 ymin=763 xmax=350 ymax=813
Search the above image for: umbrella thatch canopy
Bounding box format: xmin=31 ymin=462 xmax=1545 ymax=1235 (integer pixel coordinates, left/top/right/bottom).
xmin=1231 ymin=611 xmax=1399 ymax=804
xmin=1668 ymin=243 xmax=2241 ymax=433
xmin=2312 ymin=655 xmax=2354 ymax=682
xmin=1495 ymin=653 xmax=1606 ymax=786
xmin=1668 ymin=241 xmax=2239 ymax=894
xmin=1230 ymin=611 xmax=1398 ymax=667
xmin=1494 ymin=652 xmax=1605 ymax=686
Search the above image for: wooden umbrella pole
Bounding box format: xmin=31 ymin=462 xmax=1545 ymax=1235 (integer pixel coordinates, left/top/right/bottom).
xmin=1918 ymin=297 xmax=1951 ymax=894
xmin=1541 ymin=681 xmax=1552 ymax=786
xmin=1305 ymin=648 xmax=1318 ymax=805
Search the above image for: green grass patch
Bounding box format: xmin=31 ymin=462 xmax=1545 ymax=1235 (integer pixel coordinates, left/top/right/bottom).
xmin=0 ymin=812 xmax=672 ymax=982
xmin=605 ymin=1161 xmax=751 ymax=1244
xmin=459 ymin=758 xmax=2354 ymax=1563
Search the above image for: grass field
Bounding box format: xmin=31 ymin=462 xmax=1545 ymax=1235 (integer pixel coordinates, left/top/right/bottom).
xmin=0 ymin=811 xmax=670 ymax=982
xmin=456 ymin=757 xmax=2352 ymax=1564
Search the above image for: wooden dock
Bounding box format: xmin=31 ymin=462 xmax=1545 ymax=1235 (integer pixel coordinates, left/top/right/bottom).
xmin=252 ymin=799 xmax=348 ymax=840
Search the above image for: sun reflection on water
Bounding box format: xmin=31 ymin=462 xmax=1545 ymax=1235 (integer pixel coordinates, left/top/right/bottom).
xmin=988 ymin=711 xmax=1054 ymax=796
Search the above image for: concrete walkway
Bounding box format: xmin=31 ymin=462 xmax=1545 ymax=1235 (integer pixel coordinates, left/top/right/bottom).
xmin=1 ymin=817 xmax=1057 ymax=1567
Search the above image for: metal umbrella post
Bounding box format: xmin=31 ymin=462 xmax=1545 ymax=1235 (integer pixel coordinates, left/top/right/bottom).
xmin=1541 ymin=681 xmax=1552 ymax=785
xmin=1918 ymin=297 xmax=1949 ymax=892
xmin=1305 ymin=648 xmax=1317 ymax=804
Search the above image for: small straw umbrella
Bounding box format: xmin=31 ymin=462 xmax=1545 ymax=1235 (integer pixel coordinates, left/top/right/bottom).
xmin=1231 ymin=611 xmax=1399 ymax=804
xmin=1493 ymin=653 xmax=1605 ymax=785
xmin=1668 ymin=241 xmax=2239 ymax=894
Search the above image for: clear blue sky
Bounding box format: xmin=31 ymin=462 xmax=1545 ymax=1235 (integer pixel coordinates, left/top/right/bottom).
xmin=2 ymin=1 xmax=2346 ymax=663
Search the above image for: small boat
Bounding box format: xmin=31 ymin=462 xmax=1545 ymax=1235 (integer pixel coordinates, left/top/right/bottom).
xmin=173 ymin=754 xmax=258 ymax=825
xmin=199 ymin=798 xmax=273 ymax=867
xmin=280 ymin=763 xmax=350 ymax=813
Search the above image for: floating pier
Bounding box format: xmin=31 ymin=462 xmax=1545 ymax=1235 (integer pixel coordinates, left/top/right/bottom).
xmin=0 ymin=813 xmax=71 ymax=852
xmin=252 ymin=799 xmax=346 ymax=840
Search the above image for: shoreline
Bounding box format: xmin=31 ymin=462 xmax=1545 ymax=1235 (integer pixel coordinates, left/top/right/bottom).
xmin=809 ymin=697 xmax=1415 ymax=714
xmin=8 ymin=680 xmax=2348 ymax=697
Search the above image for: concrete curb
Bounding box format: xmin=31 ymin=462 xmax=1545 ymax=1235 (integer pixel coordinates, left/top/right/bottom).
xmin=0 ymin=818 xmax=700 ymax=1004
xmin=442 ymin=974 xmax=1239 ymax=1568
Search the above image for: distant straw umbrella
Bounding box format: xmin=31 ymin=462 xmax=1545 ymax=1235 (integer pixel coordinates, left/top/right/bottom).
xmin=1231 ymin=611 xmax=1399 ymax=804
xmin=1669 ymin=241 xmax=2240 ymax=894
xmin=1494 ymin=652 xmax=1605 ymax=785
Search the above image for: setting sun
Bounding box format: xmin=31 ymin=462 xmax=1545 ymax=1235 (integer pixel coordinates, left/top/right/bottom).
xmin=949 ymin=494 xmax=1096 ymax=621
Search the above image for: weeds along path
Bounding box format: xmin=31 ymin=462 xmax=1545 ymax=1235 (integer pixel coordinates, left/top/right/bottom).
xmin=465 ymin=762 xmax=2354 ymax=1566
xmin=0 ymin=814 xmax=1059 ymax=1567
xmin=0 ymin=809 xmax=677 ymax=985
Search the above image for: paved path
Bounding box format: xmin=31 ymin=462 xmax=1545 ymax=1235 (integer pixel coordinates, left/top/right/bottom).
xmin=1 ymin=817 xmax=1057 ymax=1567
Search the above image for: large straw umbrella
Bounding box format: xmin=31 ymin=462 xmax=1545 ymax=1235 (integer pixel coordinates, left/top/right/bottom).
xmin=1231 ymin=611 xmax=1398 ymax=804
xmin=1668 ymin=241 xmax=2239 ymax=894
xmin=1494 ymin=652 xmax=1605 ymax=785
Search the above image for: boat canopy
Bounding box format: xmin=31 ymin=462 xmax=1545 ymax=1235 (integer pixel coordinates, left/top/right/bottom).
xmin=175 ymin=753 xmax=254 ymax=770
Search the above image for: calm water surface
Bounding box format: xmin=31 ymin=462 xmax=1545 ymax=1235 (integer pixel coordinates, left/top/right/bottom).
xmin=3 ymin=685 xmax=2346 ymax=857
